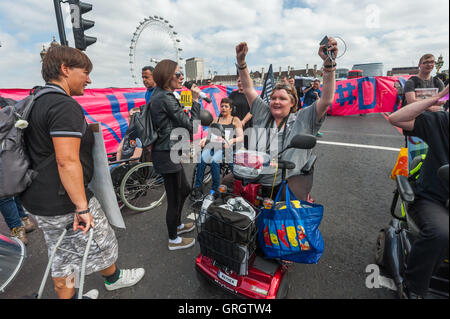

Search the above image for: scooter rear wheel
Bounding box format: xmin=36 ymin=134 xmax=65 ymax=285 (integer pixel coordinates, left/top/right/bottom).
xmin=275 ymin=270 xmax=290 ymax=299
xmin=375 ymin=230 xmax=386 ymax=267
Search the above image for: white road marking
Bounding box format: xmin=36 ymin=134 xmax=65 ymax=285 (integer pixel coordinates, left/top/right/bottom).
xmin=187 ymin=213 xmax=197 ymax=221
xmin=317 ymin=140 xmax=401 ymax=152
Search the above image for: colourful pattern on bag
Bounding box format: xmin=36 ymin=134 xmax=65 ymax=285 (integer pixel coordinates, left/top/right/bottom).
xmin=257 ymin=181 xmax=324 ymax=264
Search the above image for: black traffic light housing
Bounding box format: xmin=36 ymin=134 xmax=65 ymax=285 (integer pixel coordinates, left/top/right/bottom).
xmin=68 ymin=0 xmax=97 ymax=51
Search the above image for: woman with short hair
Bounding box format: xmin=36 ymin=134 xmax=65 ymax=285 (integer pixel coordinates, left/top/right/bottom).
xmin=21 ymin=45 xmax=145 ymax=299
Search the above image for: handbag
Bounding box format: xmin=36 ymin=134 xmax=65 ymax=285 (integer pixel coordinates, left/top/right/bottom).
xmin=128 ymin=103 xmax=158 ymax=148
xmin=257 ymin=181 xmax=325 ymax=264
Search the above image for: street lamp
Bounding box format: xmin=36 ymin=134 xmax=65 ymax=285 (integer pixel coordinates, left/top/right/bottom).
xmin=40 ymin=45 xmax=47 ymax=62
xmin=40 ymin=36 xmax=60 ymax=62
xmin=50 ymin=36 xmax=60 ymax=48
xmin=436 ymin=54 xmax=444 ymax=74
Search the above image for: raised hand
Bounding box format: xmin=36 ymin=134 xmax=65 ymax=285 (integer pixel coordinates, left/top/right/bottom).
xmin=235 ymin=42 xmax=248 ymax=66
xmin=318 ymin=37 xmax=338 ymax=63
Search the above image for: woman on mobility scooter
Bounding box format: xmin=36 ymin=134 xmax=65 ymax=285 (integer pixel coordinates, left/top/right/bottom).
xmin=193 ymin=39 xmax=337 ymax=299
xmin=191 ymin=98 xmax=244 ymax=200
xmin=235 ymin=39 xmax=338 ymax=199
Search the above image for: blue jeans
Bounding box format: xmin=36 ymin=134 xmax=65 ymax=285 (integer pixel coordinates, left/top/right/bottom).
xmin=0 ymin=197 xmax=27 ymax=230
xmin=194 ymin=149 xmax=224 ymax=192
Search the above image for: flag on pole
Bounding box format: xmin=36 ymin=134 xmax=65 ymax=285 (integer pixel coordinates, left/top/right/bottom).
xmin=260 ymin=64 xmax=274 ymax=105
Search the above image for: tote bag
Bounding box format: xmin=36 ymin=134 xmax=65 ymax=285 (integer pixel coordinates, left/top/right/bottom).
xmin=257 ymin=181 xmax=325 ymax=264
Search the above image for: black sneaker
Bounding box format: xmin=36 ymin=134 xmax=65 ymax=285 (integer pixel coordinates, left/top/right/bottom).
xmin=401 ymin=282 xmax=424 ymax=299
xmin=190 ymin=188 xmax=203 ymax=201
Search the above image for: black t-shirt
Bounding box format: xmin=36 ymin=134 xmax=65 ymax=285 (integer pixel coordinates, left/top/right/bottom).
xmin=403 ymin=76 xmax=445 ymax=102
xmin=20 ymin=84 xmax=94 ymax=216
xmin=404 ymin=111 xmax=449 ymax=205
xmin=229 ymin=90 xmax=252 ymax=129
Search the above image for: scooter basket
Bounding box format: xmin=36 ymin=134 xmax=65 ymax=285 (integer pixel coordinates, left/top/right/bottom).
xmin=198 ymin=231 xmax=256 ymax=275
xmin=197 ymin=196 xmax=260 ymax=275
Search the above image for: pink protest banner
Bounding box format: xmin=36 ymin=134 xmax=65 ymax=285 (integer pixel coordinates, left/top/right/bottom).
xmin=0 ymin=85 xmax=228 ymax=153
xmin=328 ymin=76 xmax=411 ymax=116
xmin=1 ymin=77 xmax=411 ymax=152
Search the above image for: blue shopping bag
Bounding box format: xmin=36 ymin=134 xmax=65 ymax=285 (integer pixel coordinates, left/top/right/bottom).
xmin=257 ymin=181 xmax=325 ymax=264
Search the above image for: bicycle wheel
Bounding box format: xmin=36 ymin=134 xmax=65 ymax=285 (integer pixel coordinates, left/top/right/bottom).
xmin=119 ymin=162 xmax=166 ymax=212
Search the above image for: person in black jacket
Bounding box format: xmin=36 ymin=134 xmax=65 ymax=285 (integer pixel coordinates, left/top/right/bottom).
xmin=150 ymin=59 xmax=202 ymax=250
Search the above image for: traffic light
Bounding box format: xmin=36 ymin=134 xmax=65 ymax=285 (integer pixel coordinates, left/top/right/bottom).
xmin=68 ymin=0 xmax=97 ymax=51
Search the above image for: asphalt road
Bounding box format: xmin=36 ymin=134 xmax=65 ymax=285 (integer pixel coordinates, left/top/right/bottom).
xmin=1 ymin=113 xmax=404 ymax=299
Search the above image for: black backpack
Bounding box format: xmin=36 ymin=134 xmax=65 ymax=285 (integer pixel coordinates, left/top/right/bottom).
xmin=128 ymin=101 xmax=158 ymax=148
xmin=0 ymin=86 xmax=66 ymax=198
xmin=400 ymin=76 xmax=442 ymax=107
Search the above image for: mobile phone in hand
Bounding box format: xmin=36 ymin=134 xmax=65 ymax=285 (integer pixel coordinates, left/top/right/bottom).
xmin=320 ymin=35 xmax=335 ymax=60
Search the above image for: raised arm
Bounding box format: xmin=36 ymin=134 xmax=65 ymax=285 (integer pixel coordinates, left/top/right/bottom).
xmin=316 ymin=37 xmax=338 ymax=120
xmin=236 ymin=42 xmax=259 ymax=107
xmin=389 ymin=85 xmax=448 ymax=131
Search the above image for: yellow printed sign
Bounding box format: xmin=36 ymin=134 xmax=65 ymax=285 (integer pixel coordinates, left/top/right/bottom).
xmin=180 ymin=91 xmax=192 ymax=107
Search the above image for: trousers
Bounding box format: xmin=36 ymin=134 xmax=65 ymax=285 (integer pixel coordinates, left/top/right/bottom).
xmin=405 ymin=197 xmax=449 ymax=295
xmin=162 ymin=168 xmax=191 ymax=240
xmin=0 ymin=197 xmax=27 ymax=230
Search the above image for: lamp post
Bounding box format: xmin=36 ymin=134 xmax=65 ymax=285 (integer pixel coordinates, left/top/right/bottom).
xmin=40 ymin=36 xmax=60 ymax=62
xmin=436 ymin=54 xmax=444 ymax=74
xmin=40 ymin=45 xmax=47 ymax=62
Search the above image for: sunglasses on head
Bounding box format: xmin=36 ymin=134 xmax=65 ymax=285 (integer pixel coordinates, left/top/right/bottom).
xmin=275 ymin=84 xmax=293 ymax=91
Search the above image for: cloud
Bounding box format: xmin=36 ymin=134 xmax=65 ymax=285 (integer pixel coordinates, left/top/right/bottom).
xmin=0 ymin=0 xmax=448 ymax=88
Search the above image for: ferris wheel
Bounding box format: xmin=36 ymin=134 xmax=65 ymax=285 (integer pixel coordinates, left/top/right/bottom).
xmin=129 ymin=16 xmax=183 ymax=86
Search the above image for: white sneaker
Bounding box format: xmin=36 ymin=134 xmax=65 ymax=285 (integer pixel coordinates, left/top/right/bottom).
xmin=82 ymin=289 xmax=99 ymax=299
xmin=104 ymin=268 xmax=145 ymax=291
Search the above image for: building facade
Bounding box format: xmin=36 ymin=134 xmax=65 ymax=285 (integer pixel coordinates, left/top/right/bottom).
xmin=185 ymin=57 xmax=205 ymax=82
xmin=387 ymin=67 xmax=420 ymax=76
xmin=352 ymin=63 xmax=384 ymax=77
xmin=336 ymin=68 xmax=349 ymax=79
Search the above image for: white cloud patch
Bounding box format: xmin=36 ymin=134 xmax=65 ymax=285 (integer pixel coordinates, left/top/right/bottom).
xmin=0 ymin=0 xmax=448 ymax=88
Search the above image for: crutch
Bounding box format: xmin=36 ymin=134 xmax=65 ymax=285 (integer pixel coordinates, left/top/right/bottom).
xmin=37 ymin=222 xmax=94 ymax=299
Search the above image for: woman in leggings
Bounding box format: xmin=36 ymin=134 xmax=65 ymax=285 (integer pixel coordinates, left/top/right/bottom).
xmin=149 ymin=59 xmax=202 ymax=250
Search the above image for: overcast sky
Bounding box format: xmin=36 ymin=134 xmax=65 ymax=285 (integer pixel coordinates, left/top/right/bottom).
xmin=0 ymin=0 xmax=448 ymax=88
